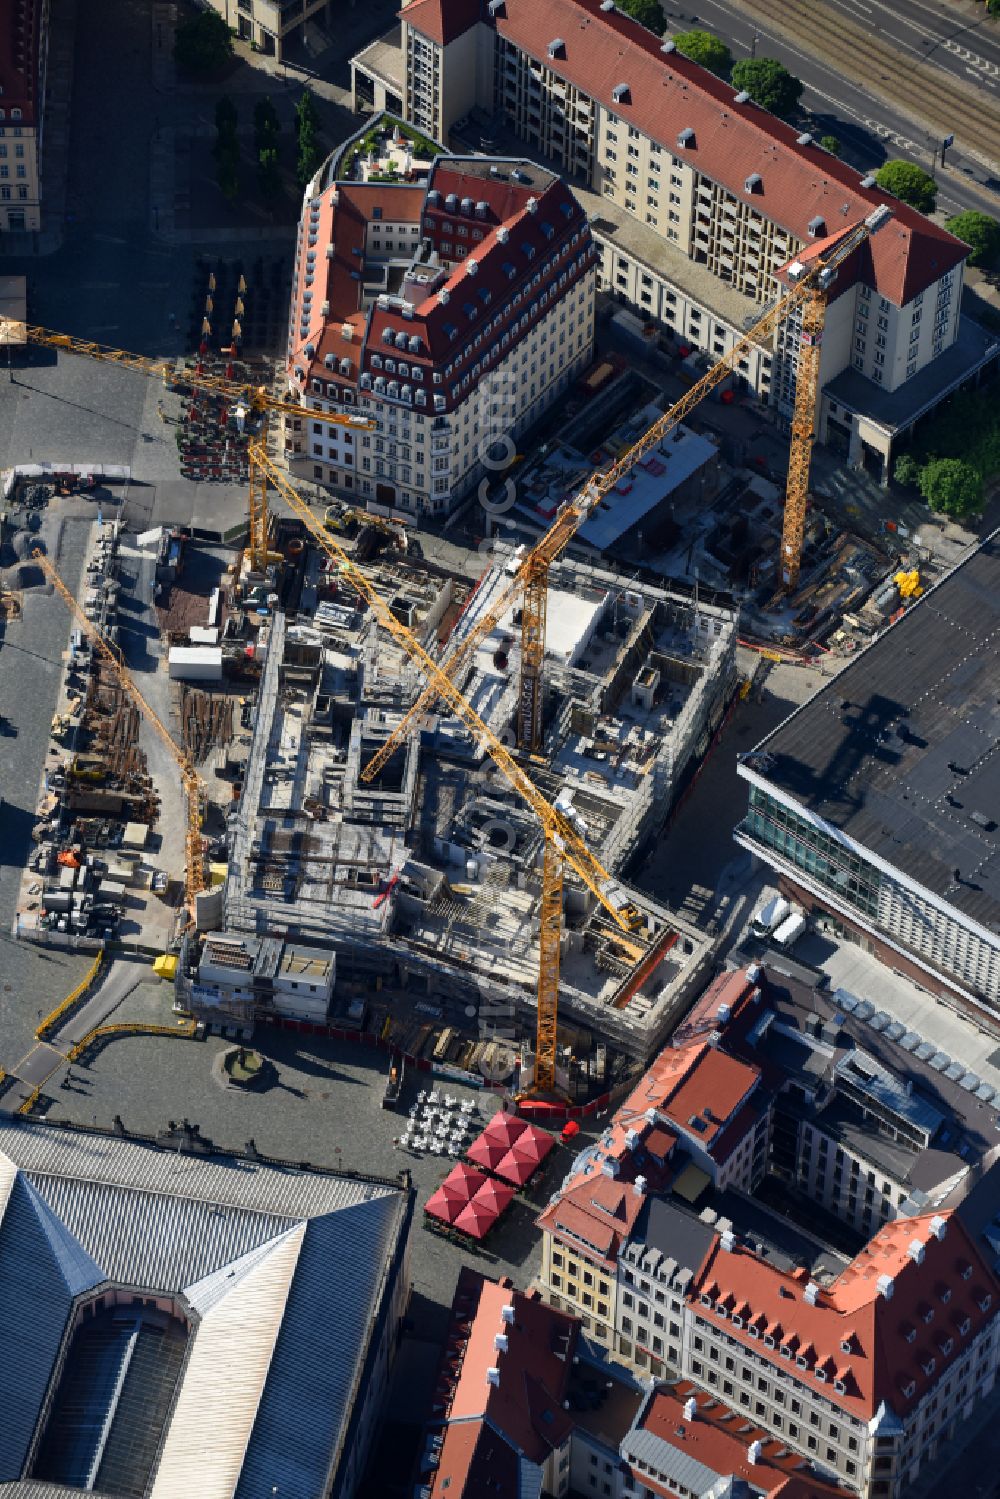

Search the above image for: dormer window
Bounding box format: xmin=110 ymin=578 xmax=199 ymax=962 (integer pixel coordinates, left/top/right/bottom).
xmin=960 ymin=1317 xmax=971 ymax=1336
xmin=903 ymin=1379 xmax=917 ymax=1398
xmin=808 ymin=216 xmax=826 ymax=238
xmin=677 ymin=128 xmax=695 ymax=149
xmin=979 ymin=1294 xmax=992 ymax=1313
xmin=940 ymin=1288 xmax=952 ymax=1305
xmin=920 ymin=1355 xmax=936 ymax=1376
xmin=744 ymin=173 xmax=762 ymax=194
xmin=840 ymin=1339 xmax=853 ymax=1355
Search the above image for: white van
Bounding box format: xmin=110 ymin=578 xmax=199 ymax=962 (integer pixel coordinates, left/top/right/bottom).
xmin=773 ymin=912 xmax=807 ymax=949
xmin=751 ymin=895 xmax=791 ymax=940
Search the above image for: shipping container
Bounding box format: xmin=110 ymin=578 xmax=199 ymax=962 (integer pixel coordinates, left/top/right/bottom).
xmin=168 ymin=646 xmax=224 ymax=682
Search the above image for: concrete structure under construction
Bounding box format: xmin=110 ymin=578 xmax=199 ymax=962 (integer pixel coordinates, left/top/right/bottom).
xmin=184 ymin=544 xmax=738 ymax=1074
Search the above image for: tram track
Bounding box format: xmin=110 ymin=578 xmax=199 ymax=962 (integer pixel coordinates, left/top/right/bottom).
xmin=729 ymin=0 xmax=1000 ymax=170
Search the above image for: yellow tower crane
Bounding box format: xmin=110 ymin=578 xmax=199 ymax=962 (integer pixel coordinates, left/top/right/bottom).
xmin=251 ymin=443 xmax=644 ymax=1095
xmin=362 ymin=205 xmax=893 ymax=777
xmin=0 ymin=321 xmax=377 ymax=570
xmin=33 ymin=550 xmax=207 ymax=916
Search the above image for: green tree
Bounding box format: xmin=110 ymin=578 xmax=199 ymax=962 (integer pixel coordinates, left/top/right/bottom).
xmin=254 ymin=97 xmax=280 ymax=155
xmin=673 ymin=28 xmax=732 ymax=75
xmin=614 ymin=0 xmax=667 ymax=35
xmin=893 ymin=453 xmax=920 ymax=487
xmin=174 ymin=11 xmax=233 ymax=75
xmin=295 ymin=88 xmax=320 ymax=139
xmin=989 ymin=0 xmax=1000 ymax=16
xmin=945 ymin=210 xmax=1000 ymax=267
xmin=730 ymin=58 xmax=803 ymax=117
xmin=875 ymin=159 xmax=937 ymax=213
xmin=819 ymin=134 xmax=841 ymax=156
xmin=216 ymin=96 xmax=237 ymax=134
xmin=296 ymin=124 xmax=323 ymax=188
xmin=258 ymin=146 xmax=280 ymax=201
xmin=918 ymin=457 xmax=983 ymax=518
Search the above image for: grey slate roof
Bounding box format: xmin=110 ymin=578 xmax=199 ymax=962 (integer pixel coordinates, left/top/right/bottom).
xmin=748 ymin=532 xmax=1000 ymax=929
xmin=0 ymin=1121 xmax=412 ymax=1499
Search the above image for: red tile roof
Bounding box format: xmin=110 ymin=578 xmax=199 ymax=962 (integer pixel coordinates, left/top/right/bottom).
xmin=404 ymin=0 xmax=967 ymax=305
xmin=536 ymin=1039 xmax=758 ymax=1264
xmin=288 ymin=158 xmax=594 ymax=408
xmin=429 ymin=1269 xmax=578 ymax=1497
xmin=0 ymin=0 xmax=43 ymax=126
xmin=673 ymin=967 xmax=762 ymax=1044
xmin=632 ymin=1382 xmax=843 ymax=1499
xmin=692 ymin=1210 xmax=1000 ymax=1420
xmin=400 ymin=0 xmax=484 ymax=46
xmin=659 ymin=1044 xmax=760 ymax=1149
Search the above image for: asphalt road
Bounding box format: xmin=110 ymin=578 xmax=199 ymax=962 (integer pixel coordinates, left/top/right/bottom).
xmin=663 ymin=1 xmax=1000 ymax=217
xmin=820 ymin=0 xmax=1000 ymax=90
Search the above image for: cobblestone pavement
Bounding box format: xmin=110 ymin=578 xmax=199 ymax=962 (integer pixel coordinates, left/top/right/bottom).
xmin=39 ymin=1026 xmax=550 ymax=1333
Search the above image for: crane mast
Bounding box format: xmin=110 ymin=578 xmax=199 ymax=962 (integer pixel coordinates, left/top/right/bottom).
xmin=363 ymin=209 xmax=891 ymax=780
xmin=252 ymin=444 xmax=646 ymax=1094
xmin=33 ymin=550 xmax=206 ymax=913
xmin=1 ymin=320 xmax=376 ymax=571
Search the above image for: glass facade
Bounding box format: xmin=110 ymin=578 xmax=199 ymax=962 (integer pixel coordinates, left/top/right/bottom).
xmin=740 ymin=786 xmax=882 ymax=919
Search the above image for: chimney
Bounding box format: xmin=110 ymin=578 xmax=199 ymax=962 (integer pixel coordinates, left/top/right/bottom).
xmin=929 ymin=1215 xmax=947 ymax=1241
xmin=721 ymin=1229 xmax=736 ymax=1252
xmin=804 ymin=1281 xmax=819 ymax=1306
xmin=633 ymin=1174 xmax=648 ymax=1196
xmin=501 ymin=1304 xmax=515 ymax=1325
xmin=494 ymin=1333 xmax=508 ymax=1354
xmin=486 ymin=1367 xmax=500 ymax=1387
xmin=748 ymin=1440 xmax=763 ymax=1464
xmin=625 ymin=1128 xmax=641 ymax=1149
xmin=877 ymin=1274 xmax=894 ymax=1299
xmin=908 ymin=1239 xmax=926 ymax=1265
xmin=684 ymin=1396 xmax=697 ymax=1421
xmin=644 ymin=1109 xmax=658 ymax=1125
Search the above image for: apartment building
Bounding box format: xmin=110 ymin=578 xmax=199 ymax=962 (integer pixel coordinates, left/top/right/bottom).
xmin=285 ymin=116 xmax=596 ymax=517
xmin=0 ymin=0 xmax=48 ymax=234
xmin=424 ymin=1267 xmax=846 ymax=1499
xmin=736 ymin=533 xmax=1000 ymax=1021
xmin=689 ymin=1210 xmax=1000 ymax=1499
xmin=202 ymin=0 xmax=332 ymax=60
xmin=537 ymin=1025 xmax=765 ymax=1352
xmin=387 ymin=0 xmax=996 ymax=481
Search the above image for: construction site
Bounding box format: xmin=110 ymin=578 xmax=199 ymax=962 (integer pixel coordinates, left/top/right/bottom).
xmin=177 ymin=541 xmax=735 ymax=1085
xmin=1 ymin=199 xmax=939 ymax=1102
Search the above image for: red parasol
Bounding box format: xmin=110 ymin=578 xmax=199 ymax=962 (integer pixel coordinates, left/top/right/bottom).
xmin=471 ymin=1176 xmax=514 ymax=1217
xmin=439 ymin=1161 xmax=487 ymax=1202
xmin=466 ymin=1133 xmax=509 ymax=1172
xmin=481 ymin=1112 xmax=528 ymax=1150
xmin=493 ymin=1148 xmax=534 ymax=1187
xmin=425 ymin=1186 xmax=465 ymax=1225
xmin=453 ymin=1195 xmax=498 ymax=1240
